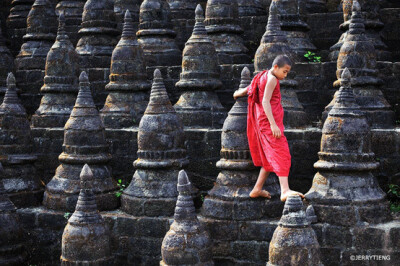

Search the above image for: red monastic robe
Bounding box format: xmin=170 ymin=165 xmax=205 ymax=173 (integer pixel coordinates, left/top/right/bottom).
xmin=246 ymin=70 xmax=291 ymax=177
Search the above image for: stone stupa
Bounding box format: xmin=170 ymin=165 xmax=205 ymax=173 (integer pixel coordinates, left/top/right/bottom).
xmin=31 ymin=12 xmax=80 ymax=128
xmin=100 ymin=10 xmax=151 ymax=129
xmin=60 ymin=164 xmax=113 ymax=265
xmin=43 ymin=71 xmax=119 ymax=212
xmin=174 ymin=5 xmax=226 ymax=129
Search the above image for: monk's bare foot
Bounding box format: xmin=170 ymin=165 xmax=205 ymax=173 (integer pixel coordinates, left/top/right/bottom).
xmin=249 ymin=189 xmax=271 ymax=198
xmin=280 ymin=190 xmax=304 ymax=202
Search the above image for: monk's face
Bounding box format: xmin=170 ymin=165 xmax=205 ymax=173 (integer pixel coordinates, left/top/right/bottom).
xmin=273 ymin=64 xmax=291 ymax=80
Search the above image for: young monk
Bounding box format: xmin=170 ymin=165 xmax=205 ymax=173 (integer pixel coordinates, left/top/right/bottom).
xmin=233 ymin=55 xmax=304 ymax=202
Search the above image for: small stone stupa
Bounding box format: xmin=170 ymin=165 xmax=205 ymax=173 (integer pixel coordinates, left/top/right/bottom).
xmin=0 ymin=73 xmax=43 ymax=207
xmin=121 ymin=69 xmax=188 ymax=216
xmin=14 ymin=0 xmax=57 ymax=114
xmin=6 ymin=0 xmax=35 ymax=56
xmin=174 ymin=5 xmax=226 ymax=128
xmin=100 ymin=10 xmax=151 ymax=129
xmin=0 ymin=22 xmax=14 ymax=101
xmin=60 ymin=164 xmax=113 ymax=265
xmin=75 ymin=0 xmax=119 ymax=107
xmin=272 ymin=0 xmax=316 ymax=59
xmin=161 ymin=170 xmax=214 ymax=266
xmin=204 ymin=0 xmax=250 ymax=64
xmin=0 ymin=163 xmax=27 ymax=265
xmin=55 ymin=0 xmax=86 ymax=46
xmin=254 ymin=1 xmax=308 ymax=128
xmin=267 ymin=195 xmax=323 ymax=266
xmin=137 ymin=0 xmax=181 ymax=67
xmin=43 ymin=71 xmax=119 ymax=212
xmin=329 ymin=0 xmax=390 ymax=62
xmin=31 ymin=12 xmax=80 ymax=128
xmin=323 ymin=0 xmax=395 ymax=129
xmin=114 ymin=0 xmax=141 ymax=33
xmin=306 ymin=68 xmax=392 ymax=225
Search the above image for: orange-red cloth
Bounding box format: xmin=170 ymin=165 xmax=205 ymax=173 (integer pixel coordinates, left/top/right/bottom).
xmin=247 ymin=70 xmax=291 ymax=176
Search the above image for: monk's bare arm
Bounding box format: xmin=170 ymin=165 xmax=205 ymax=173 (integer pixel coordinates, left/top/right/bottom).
xmin=233 ymin=87 xmax=248 ymax=100
xmin=262 ymin=76 xmax=277 ymax=125
xmin=262 ymin=76 xmax=281 ymax=138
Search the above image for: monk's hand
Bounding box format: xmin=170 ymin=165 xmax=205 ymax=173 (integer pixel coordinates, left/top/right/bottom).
xmin=271 ymin=124 xmax=281 ymax=138
xmin=233 ymin=90 xmax=240 ymax=100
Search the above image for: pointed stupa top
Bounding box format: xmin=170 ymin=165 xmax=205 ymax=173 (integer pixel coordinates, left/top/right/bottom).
xmin=161 ymin=169 xmax=214 ymax=265
xmin=348 ymin=0 xmax=364 ymax=35
xmin=56 ymin=12 xmax=68 ymax=41
xmin=254 ymin=1 xmax=296 ymax=74
xmin=217 ymin=66 xmax=253 ymax=170
xmin=175 ymin=4 xmax=222 ymax=91
xmin=174 ymin=170 xmax=196 ymax=221
xmin=278 ymin=195 xmax=309 ymax=227
xmin=24 ymin=0 xmax=57 ymax=40
xmin=0 ymin=163 xmax=17 ymax=213
xmin=0 ymin=73 xmax=26 ymax=115
xmin=105 ymin=10 xmax=150 ymax=92
xmin=67 ymin=164 xmax=102 ymax=224
xmin=134 ymin=69 xmax=188 ymax=169
xmin=144 ymin=69 xmax=175 ymax=115
xmin=138 ymin=0 xmax=174 ymax=32
xmin=72 ymin=71 xmax=95 ymax=109
xmin=40 ymin=12 xmax=79 ymax=92
xmin=335 ymin=0 xmax=379 ymax=86
xmin=317 ymin=69 xmax=378 ymax=171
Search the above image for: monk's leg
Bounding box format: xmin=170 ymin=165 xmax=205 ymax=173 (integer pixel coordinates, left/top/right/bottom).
xmin=278 ymin=176 xmax=305 ymax=202
xmin=249 ymin=167 xmax=271 ymax=198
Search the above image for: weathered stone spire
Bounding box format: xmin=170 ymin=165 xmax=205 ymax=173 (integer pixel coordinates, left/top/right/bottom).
xmin=272 ymin=0 xmax=316 ymax=59
xmin=161 ymin=170 xmax=214 ymax=266
xmin=43 ymin=71 xmax=119 ymax=212
xmin=204 ymin=0 xmax=250 ymax=64
xmin=329 ymin=0 xmax=390 ymax=61
xmin=76 ymin=0 xmax=119 ymax=108
xmin=6 ymin=0 xmax=35 ymax=56
xmin=324 ymin=0 xmax=395 ymax=129
xmin=114 ymin=0 xmax=141 ymax=32
xmin=0 ymin=163 xmax=28 ymax=265
xmin=0 ymin=22 xmax=14 ymax=102
xmin=174 ymin=5 xmax=226 ymax=128
xmin=55 ymin=0 xmax=86 ymax=46
xmin=32 ymin=12 xmax=80 ymax=128
xmin=267 ymin=195 xmax=323 ymax=266
xmin=121 ymin=69 xmax=188 ymax=217
xmin=306 ymin=68 xmax=392 ymax=226
xmin=254 ymin=1 xmax=308 ymax=128
xmin=0 ymin=73 xmax=43 ymax=207
xmin=201 ymin=67 xmax=282 ymax=222
xmin=15 ymin=0 xmax=57 ymax=114
xmin=100 ymin=10 xmax=151 ymax=128
xmin=137 ymin=0 xmax=181 ymax=67
xmin=60 ymin=164 xmax=113 ymax=265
